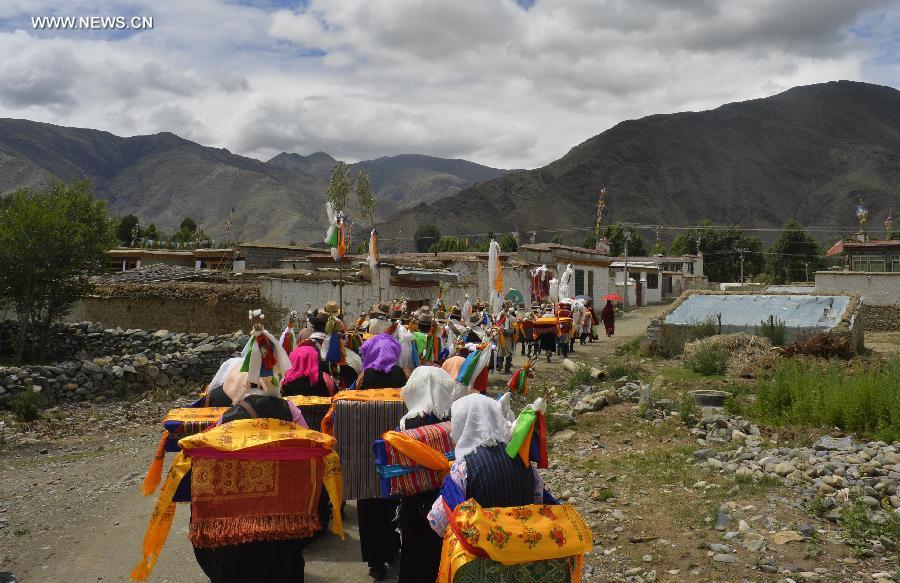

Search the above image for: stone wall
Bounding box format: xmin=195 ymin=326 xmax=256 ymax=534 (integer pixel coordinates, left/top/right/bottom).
xmin=860 ymin=304 xmax=900 ymax=331
xmin=0 ymin=323 xmax=245 ymax=408
xmin=64 ymin=295 xmax=285 ymax=335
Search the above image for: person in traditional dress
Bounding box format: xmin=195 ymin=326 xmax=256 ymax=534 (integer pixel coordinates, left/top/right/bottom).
xmin=600 ymin=299 xmax=615 ymax=337
xmin=193 ymin=382 xmax=310 ymax=583
xmin=556 ymin=300 xmax=573 ymax=358
xmin=279 ymin=310 xmax=299 ymax=355
xmin=282 ymin=344 xmax=336 ymax=397
xmin=355 ymin=333 xmax=407 ymax=579
xmin=395 ymin=367 xmax=456 ymax=583
xmin=537 ymin=304 xmax=558 ymax=363
xmin=427 ymin=394 xmax=545 ymax=535
xmin=495 ymin=304 xmax=516 ymax=374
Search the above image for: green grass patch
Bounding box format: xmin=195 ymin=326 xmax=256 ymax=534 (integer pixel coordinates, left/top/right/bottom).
xmin=840 ymin=496 xmax=900 ymax=556
xmin=10 ymin=389 xmax=44 ymax=422
xmin=606 ymin=361 xmax=641 ymax=381
xmin=751 ymin=358 xmax=900 ymax=442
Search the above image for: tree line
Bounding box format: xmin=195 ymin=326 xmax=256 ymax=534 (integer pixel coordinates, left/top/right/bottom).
xmin=415 ymin=219 xmax=837 ymax=284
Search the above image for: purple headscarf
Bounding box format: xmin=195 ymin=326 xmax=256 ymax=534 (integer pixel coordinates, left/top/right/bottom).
xmin=360 ymin=333 xmax=402 ymax=373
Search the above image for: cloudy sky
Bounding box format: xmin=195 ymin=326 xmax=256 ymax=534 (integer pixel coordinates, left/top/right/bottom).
xmin=0 ymin=0 xmax=898 ymax=169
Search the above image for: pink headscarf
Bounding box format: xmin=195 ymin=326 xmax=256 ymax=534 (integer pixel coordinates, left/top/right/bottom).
xmin=283 ymin=345 xmax=320 ymax=386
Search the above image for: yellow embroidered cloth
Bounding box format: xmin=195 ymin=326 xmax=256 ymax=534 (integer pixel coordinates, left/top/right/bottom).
xmin=320 ymin=388 xmax=404 ymax=435
xmin=286 ymin=395 xmax=333 ymax=408
xmin=131 ymin=419 xmax=343 ymax=581
xmin=438 ymin=499 xmax=593 ymax=583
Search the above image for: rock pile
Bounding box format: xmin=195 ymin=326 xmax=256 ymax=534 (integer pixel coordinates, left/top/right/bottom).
xmin=695 ymin=428 xmax=900 ymax=520
xmin=0 ymin=323 xmax=246 ymax=408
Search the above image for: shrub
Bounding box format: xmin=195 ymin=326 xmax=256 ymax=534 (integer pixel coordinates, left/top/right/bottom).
xmin=616 ymin=336 xmax=643 ymax=357
xmin=757 ymin=315 xmax=787 ymax=347
xmin=685 ymin=346 xmax=728 ymax=376
xmin=723 ymin=393 xmax=744 ymax=416
xmin=679 ymin=392 xmax=700 ymax=424
xmin=840 ymin=496 xmax=900 ymax=554
xmin=782 ymin=333 xmax=853 ymax=360
xmin=645 ymin=319 xmax=716 ymax=358
xmin=10 ymin=389 xmax=44 ymax=422
xmin=606 ymin=361 xmax=640 ymax=381
xmin=564 ymin=362 xmax=596 ymax=393
xmin=752 ymin=358 xmax=900 ymax=442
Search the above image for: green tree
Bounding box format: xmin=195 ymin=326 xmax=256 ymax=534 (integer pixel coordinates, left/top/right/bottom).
xmin=670 ymin=222 xmax=764 ymax=282
xmin=498 ymin=234 xmax=518 ymax=252
xmin=551 ymin=233 xmax=564 ymax=245
xmin=765 ymin=219 xmax=825 ymax=284
xmin=582 ymin=234 xmax=597 ymax=249
xmin=602 ymin=223 xmax=647 ymax=256
xmin=354 ymin=171 xmax=377 ymax=227
xmin=0 ymin=181 xmax=116 ymax=362
xmin=325 ymin=162 xmax=352 ymax=213
xmin=142 ymin=223 xmax=160 ymax=242
xmin=414 ymin=224 xmax=441 ymax=252
xmin=116 ymin=214 xmax=139 ymax=245
xmin=429 ymin=236 xmax=469 ymax=253
xmin=180 ymin=217 xmax=197 ymax=233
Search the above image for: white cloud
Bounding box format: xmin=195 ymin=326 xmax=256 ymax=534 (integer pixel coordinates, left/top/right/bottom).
xmin=0 ymin=0 xmax=895 ymax=169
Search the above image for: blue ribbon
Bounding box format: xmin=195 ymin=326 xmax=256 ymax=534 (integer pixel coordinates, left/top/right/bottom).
xmin=376 ymin=451 xmax=455 ymax=478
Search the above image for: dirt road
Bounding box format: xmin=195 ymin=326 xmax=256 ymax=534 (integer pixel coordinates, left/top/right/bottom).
xmin=0 ymin=306 xmax=665 ymax=583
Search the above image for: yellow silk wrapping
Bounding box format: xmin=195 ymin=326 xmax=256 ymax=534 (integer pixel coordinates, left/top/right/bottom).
xmin=382 ymin=430 xmax=451 ymax=472
xmin=437 ymin=499 xmax=593 ymax=583
xmin=131 ymin=419 xmax=344 ymax=581
xmin=321 ymin=388 xmax=404 ymax=435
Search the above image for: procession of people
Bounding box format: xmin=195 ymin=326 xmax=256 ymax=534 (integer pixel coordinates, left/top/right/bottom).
xmin=133 ymin=280 xmax=606 ymax=582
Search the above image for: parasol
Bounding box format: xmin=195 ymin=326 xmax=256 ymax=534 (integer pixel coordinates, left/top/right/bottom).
xmin=505 ymin=288 xmax=525 ymax=305
xmin=602 ymin=293 xmax=624 ymax=302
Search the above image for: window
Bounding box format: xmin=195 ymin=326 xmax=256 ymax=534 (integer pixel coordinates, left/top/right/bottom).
xmin=587 ymin=270 xmax=594 ymax=298
xmin=851 ymin=254 xmax=891 ymax=272
xmin=892 ymin=256 xmax=900 ymax=273
xmin=647 ymin=274 xmax=659 ymax=289
xmin=575 ymin=269 xmax=585 ymax=296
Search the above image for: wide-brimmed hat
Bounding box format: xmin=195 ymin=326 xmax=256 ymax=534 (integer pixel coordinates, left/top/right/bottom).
xmin=324 ymin=300 xmax=340 ymax=314
xmin=467 ymin=312 xmax=482 ymax=326
xmin=448 ymin=305 xmax=462 ymax=319
xmin=389 ymin=303 xmax=404 ymax=319
xmin=371 ymin=302 xmax=390 ymax=318
xmin=417 ymin=306 xmax=434 ymax=326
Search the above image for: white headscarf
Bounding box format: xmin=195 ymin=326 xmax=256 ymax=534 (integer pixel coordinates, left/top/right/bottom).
xmin=450 ymin=393 xmax=511 ymax=461
xmin=209 ymin=357 xmax=243 ymax=390
xmin=399 ymin=367 xmax=455 ymax=430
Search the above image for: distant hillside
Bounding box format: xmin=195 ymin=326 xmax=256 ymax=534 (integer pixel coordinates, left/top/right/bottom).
xmin=0 ymin=120 xmax=508 ymax=242
xmin=379 ymin=81 xmax=900 ymax=246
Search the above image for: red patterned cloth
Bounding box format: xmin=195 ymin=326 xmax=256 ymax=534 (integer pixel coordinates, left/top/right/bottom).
xmin=375 ymin=421 xmax=453 ymax=496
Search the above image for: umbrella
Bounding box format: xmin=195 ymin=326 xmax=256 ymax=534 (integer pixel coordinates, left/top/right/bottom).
xmin=602 ymin=293 xmax=624 ymax=302
xmin=575 ymin=295 xmax=592 ymax=302
xmin=505 ymin=288 xmax=525 ymax=305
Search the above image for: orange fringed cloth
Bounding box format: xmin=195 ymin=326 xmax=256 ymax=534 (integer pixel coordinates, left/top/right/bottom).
xmin=131 ymin=419 xmax=344 ymax=581
xmin=438 ymin=499 xmax=593 ymax=583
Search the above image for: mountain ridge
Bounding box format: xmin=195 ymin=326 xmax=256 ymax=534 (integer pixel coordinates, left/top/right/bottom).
xmin=0 ymin=119 xmax=509 ymax=242
xmin=378 ymin=80 xmax=900 ymax=246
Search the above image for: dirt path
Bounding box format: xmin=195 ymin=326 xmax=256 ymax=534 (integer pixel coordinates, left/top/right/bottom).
xmin=0 ymin=306 xmax=667 ymax=583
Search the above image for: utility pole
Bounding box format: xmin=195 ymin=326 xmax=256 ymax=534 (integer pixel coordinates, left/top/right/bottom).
xmin=623 ymin=226 xmax=631 ymax=309
xmin=737 ymin=248 xmax=747 ymax=285
xmin=804 ymin=261 xmax=810 ymax=283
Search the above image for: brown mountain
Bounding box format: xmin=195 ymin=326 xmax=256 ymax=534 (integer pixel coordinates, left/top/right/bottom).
xmin=379 ymin=81 xmax=900 ymax=247
xmin=0 ymin=120 xmax=508 ymax=242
